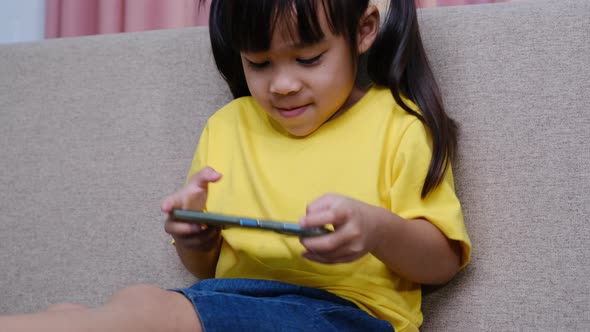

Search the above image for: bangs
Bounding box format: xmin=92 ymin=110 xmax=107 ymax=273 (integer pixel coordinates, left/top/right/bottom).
xmin=222 ymin=0 xmax=350 ymax=52
xmin=207 ymin=0 xmax=370 ymax=98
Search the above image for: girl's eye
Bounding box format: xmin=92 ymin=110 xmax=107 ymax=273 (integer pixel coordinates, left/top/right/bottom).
xmin=297 ymin=54 xmax=323 ymax=65
xmin=247 ymin=60 xmax=270 ymax=69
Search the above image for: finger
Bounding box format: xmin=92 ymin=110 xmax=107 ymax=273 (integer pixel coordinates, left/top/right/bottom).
xmin=188 ymin=166 xmax=222 ymax=190
xmin=302 ymin=251 xmax=363 ymax=264
xmin=166 ymin=219 xmax=218 ymax=243
xmin=301 ymin=207 xmax=349 ymax=228
xmin=161 ymin=191 xmax=184 ymax=213
xmin=176 ymin=227 xmax=221 ymax=251
xmin=161 ymin=183 xmax=199 ymax=213
xmin=164 ymin=218 xmax=202 ymax=236
xmin=175 ymin=225 xmax=219 ymax=242
xmin=305 ymin=194 xmax=338 ymax=214
xmin=302 ymin=216 xmax=367 ymax=253
xmin=302 ymin=235 xmax=365 ymax=261
xmin=304 ymin=251 xmax=363 ymax=263
xmin=300 ymin=230 xmax=351 ymax=255
xmin=162 ymin=167 xmax=223 ymax=213
xmin=300 ymin=210 xmax=335 ymax=228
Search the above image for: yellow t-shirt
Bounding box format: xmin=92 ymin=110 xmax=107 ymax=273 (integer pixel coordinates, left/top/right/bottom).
xmin=187 ymin=86 xmax=471 ymax=331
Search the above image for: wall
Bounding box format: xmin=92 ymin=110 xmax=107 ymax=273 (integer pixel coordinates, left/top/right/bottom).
xmin=0 ymin=0 xmax=45 ymax=44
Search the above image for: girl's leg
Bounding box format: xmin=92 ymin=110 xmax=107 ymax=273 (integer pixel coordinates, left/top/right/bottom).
xmin=45 ymin=303 xmax=88 ymax=312
xmin=0 ymin=284 xmax=202 ymax=332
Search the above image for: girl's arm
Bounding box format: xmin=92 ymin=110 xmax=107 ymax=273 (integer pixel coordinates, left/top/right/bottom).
xmin=174 ymin=236 xmax=221 ymax=279
xmin=300 ymin=195 xmax=462 ymax=285
xmin=370 ymin=208 xmax=461 ymax=285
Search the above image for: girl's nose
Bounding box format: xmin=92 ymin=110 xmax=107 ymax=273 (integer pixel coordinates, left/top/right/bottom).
xmin=269 ymin=69 xmax=302 ymax=95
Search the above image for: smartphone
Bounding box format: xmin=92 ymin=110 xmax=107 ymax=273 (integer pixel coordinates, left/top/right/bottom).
xmin=170 ymin=209 xmax=331 ymax=237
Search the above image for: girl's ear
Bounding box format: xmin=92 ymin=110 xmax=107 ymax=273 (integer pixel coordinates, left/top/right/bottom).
xmin=357 ymin=5 xmax=380 ymax=55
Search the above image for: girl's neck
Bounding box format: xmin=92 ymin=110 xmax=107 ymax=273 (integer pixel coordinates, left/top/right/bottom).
xmin=328 ymin=84 xmax=372 ymax=122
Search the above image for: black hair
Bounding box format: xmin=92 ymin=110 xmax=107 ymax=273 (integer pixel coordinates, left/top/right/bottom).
xmin=204 ymin=0 xmax=457 ymax=198
xmin=207 ymin=0 xmax=368 ymax=97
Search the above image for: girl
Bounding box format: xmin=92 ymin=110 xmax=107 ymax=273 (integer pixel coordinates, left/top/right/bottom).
xmin=1 ymin=0 xmax=471 ymax=331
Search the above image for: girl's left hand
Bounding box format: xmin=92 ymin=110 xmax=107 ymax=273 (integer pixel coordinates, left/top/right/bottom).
xmin=299 ymin=194 xmax=384 ymax=264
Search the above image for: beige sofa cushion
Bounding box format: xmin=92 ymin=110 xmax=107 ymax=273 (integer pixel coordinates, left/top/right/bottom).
xmin=0 ymin=0 xmax=588 ymax=330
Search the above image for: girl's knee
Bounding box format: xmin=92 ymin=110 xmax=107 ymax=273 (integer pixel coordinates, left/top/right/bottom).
xmin=107 ymin=284 xmax=202 ymax=332
xmin=109 ymin=284 xmax=165 ymax=306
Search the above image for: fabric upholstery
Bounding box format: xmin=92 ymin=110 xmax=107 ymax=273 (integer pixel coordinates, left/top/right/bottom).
xmin=0 ymin=0 xmax=588 ymax=330
xmin=0 ymin=27 xmax=228 ymax=312
xmin=418 ymin=1 xmax=589 ymax=330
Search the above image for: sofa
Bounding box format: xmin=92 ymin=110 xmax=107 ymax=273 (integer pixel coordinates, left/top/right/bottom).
xmin=1 ymin=0 xmax=588 ymax=330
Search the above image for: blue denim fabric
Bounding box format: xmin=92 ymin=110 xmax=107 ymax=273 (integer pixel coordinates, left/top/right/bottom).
xmin=172 ymin=278 xmax=394 ymax=332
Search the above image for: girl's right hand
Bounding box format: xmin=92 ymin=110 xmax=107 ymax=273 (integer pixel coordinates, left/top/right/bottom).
xmin=161 ymin=167 xmax=223 ymax=252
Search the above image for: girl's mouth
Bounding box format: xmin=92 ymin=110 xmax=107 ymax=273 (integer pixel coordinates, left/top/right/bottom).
xmin=275 ymin=104 xmax=310 ymax=118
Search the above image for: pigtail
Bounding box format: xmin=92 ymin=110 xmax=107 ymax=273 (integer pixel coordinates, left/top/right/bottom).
xmin=368 ymin=0 xmax=457 ymax=198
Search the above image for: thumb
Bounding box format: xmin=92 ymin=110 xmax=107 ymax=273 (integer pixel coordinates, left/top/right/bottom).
xmin=161 ymin=191 xmax=182 ymax=213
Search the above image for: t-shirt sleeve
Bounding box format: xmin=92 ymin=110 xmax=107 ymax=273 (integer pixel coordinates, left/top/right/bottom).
xmin=389 ymin=120 xmax=472 ymax=269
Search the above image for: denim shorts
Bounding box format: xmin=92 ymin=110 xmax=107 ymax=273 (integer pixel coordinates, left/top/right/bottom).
xmin=172 ymin=278 xmax=394 ymax=332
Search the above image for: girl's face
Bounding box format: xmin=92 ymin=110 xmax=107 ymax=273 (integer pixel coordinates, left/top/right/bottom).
xmin=240 ymin=6 xmax=364 ymax=137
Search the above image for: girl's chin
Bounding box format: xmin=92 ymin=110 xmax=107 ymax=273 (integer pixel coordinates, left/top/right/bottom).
xmin=267 ymin=108 xmax=324 ymax=137
xmin=282 ymin=123 xmax=320 ymax=138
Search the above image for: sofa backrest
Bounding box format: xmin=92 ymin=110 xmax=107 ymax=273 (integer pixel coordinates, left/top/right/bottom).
xmin=417 ymin=0 xmax=589 ymax=330
xmin=0 ymin=27 xmax=223 ymax=312
xmin=1 ymin=0 xmax=588 ymax=330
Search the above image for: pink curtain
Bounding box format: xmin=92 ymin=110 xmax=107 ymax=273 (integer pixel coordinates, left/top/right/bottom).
xmin=45 ymin=0 xmax=509 ymax=39
xmin=45 ymin=0 xmax=211 ymax=38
